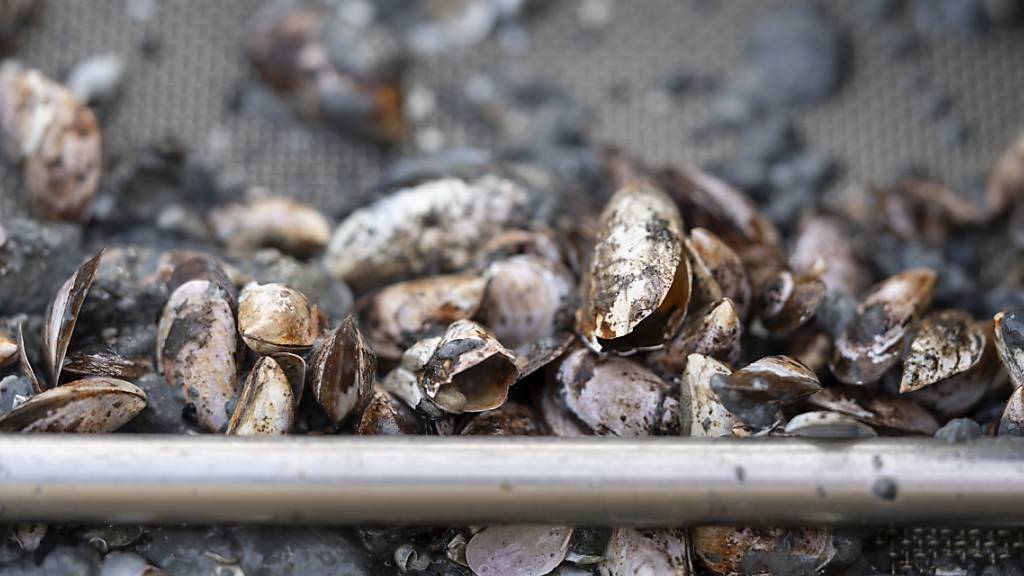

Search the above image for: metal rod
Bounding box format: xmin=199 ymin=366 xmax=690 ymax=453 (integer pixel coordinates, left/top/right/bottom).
xmin=1 ymin=436 xmax=1023 ymax=526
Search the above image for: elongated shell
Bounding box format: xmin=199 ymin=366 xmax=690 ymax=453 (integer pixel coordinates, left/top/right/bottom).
xmin=466 ymin=526 xmax=572 ymax=576
xmin=480 ymin=255 xmax=576 ymax=349
xmin=831 ymin=268 xmax=937 ymax=385
xmin=419 ymin=319 xmax=518 ymax=414
xmin=600 ymin=528 xmax=691 ymax=576
xmin=994 ymin=310 xmax=1024 ymax=389
xmin=685 ymin=354 xmax=740 ymax=438
xmin=460 ymin=402 xmax=542 ymax=436
xmin=806 ymin=387 xmax=939 ymax=435
xmin=790 ymin=214 xmax=870 ymax=296
xmin=742 ymin=243 xmax=825 ymax=335
xmin=692 ymin=526 xmax=835 ymax=576
xmin=577 ymin=180 xmax=691 ymax=353
xmin=359 ymin=273 xmax=487 ymax=360
xmin=355 ymin=388 xmax=418 ymax=436
xmin=0 ymin=377 xmax=146 ymax=433
xmin=0 ymin=67 xmax=102 ymax=221
xmin=687 ymin=228 xmax=751 ymax=317
xmin=238 ymin=282 xmax=319 ymax=354
xmin=647 ymin=298 xmax=742 ymax=378
xmin=326 ymin=175 xmax=532 ymax=288
xmin=784 ymin=410 xmax=878 ymax=438
xmin=717 ymin=355 xmax=822 ymax=405
xmin=43 ymin=251 xmax=102 ymax=387
xmin=209 ymin=196 xmax=331 ymax=257
xmin=157 ymin=279 xmax=238 ymax=433
xmin=226 ymin=356 xmax=295 ymax=436
xmin=308 ymin=315 xmax=375 ymax=426
xmin=900 ymin=310 xmax=986 ymax=393
xmin=555 ymin=347 xmax=678 ymax=436
xmin=999 ymin=385 xmax=1024 ymax=437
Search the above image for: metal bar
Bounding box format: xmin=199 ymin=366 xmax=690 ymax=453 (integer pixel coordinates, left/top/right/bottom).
xmin=0 ymin=436 xmax=1023 ymax=526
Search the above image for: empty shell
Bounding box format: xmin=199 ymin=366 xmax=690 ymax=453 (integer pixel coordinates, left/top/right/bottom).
xmin=830 ymin=268 xmax=937 ymax=385
xmin=355 ymin=388 xmax=419 ymax=436
xmin=157 ymin=279 xmax=238 ymax=433
xmin=685 ymin=353 xmax=741 ymax=438
xmin=209 ymin=196 xmax=332 ymax=257
xmin=742 ymin=243 xmax=826 ymax=335
xmin=790 ymin=214 xmax=870 ymax=297
xmin=577 ymin=180 xmax=691 ymax=353
xmin=647 ymin=298 xmax=742 ymax=379
xmin=480 ymin=255 xmax=576 ymax=349
xmin=0 ymin=326 xmax=16 ymax=367
xmin=226 ymin=356 xmax=295 ymax=436
xmin=0 ymin=66 xmax=102 ymax=221
xmin=784 ymin=410 xmax=878 ymax=438
xmin=806 ymin=387 xmax=939 ymax=435
xmin=326 ymin=175 xmax=532 ymax=289
xmin=0 ymin=377 xmax=146 ymax=433
xmin=554 ymin=347 xmax=678 ymax=436
xmin=716 ymin=355 xmax=822 ymax=405
xmin=307 ymin=315 xmax=376 ymax=427
xmin=600 ymin=528 xmax=691 ymax=576
xmin=43 ymin=251 xmax=102 ymax=387
xmin=692 ymin=526 xmax=835 ymax=576
xmin=419 ymin=320 xmax=518 ymax=414
xmin=994 ymin=310 xmax=1024 ymax=389
xmin=359 ymin=273 xmax=487 ymax=360
xmin=466 ymin=526 xmax=572 ymax=576
xmin=459 ymin=402 xmax=542 ymax=436
xmin=686 ymin=227 xmax=751 ymax=317
xmin=238 ymin=282 xmax=319 ymax=354
xmin=62 ymin=351 xmax=150 ymax=381
xmin=999 ymin=385 xmax=1024 ymax=437
xmin=900 ymin=310 xmax=986 ymax=393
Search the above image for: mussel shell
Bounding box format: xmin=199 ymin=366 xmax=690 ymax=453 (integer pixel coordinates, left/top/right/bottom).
xmin=62 ymin=351 xmax=150 ymax=381
xmin=692 ymin=526 xmax=835 ymax=576
xmin=790 ymin=214 xmax=870 ymax=297
xmin=554 ymin=347 xmax=678 ymax=437
xmin=687 ymin=228 xmax=751 ymax=317
xmin=783 ymin=411 xmax=878 ymax=438
xmin=577 ymin=180 xmax=691 ymax=353
xmin=601 ymin=528 xmax=691 ymax=576
xmin=480 ymin=255 xmax=575 ymax=349
xmin=473 ymin=227 xmax=567 ymax=268
xmin=157 ymin=279 xmax=238 ymax=433
xmin=806 ymin=386 xmax=939 ymax=435
xmin=15 ymin=322 xmax=41 ymax=394
xmin=994 ymin=310 xmax=1024 ymax=389
xmin=459 ymin=402 xmax=542 ymax=436
xmin=238 ymin=282 xmax=319 ymax=354
xmin=999 ymin=385 xmax=1024 ymax=437
xmin=830 ymin=268 xmax=937 ymax=385
xmin=43 ymin=251 xmax=102 ymax=387
xmin=165 ymin=252 xmax=238 ymax=310
xmin=209 ymin=196 xmax=331 ymax=258
xmin=325 ymin=175 xmax=532 ymax=289
xmin=419 ymin=319 xmax=518 ymax=414
xmin=359 ymin=273 xmax=487 ymax=360
xmin=537 ymin=375 xmax=588 ymax=437
xmin=684 ymin=353 xmax=740 ymax=438
xmin=0 ymin=326 xmax=16 ymax=367
xmin=717 ymin=355 xmax=822 ymax=405
xmin=465 ymin=526 xmax=572 ymax=576
xmin=355 ymin=388 xmax=419 ymax=436
xmin=513 ymin=331 xmax=575 ymax=381
xmin=647 ymin=298 xmax=742 ymax=379
xmin=226 ymin=356 xmax=294 ymax=436
xmin=759 ymin=271 xmax=826 ymax=335
xmin=900 ymin=310 xmax=985 ymax=393
xmin=308 ymin=315 xmax=376 ymax=427
xmin=0 ymin=377 xmax=146 ymax=433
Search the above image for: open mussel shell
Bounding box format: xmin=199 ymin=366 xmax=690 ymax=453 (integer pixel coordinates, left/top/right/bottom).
xmin=325 ymin=175 xmax=533 ymax=289
xmin=16 ymin=322 xmax=41 ymax=393
xmin=994 ymin=310 xmax=1024 ymax=389
xmin=647 ymin=298 xmax=742 ymax=379
xmin=355 ymin=387 xmax=419 ymax=436
xmin=209 ymin=196 xmax=331 ymax=258
xmin=157 ymin=279 xmax=238 ymax=433
xmin=308 ymin=315 xmax=376 ymax=427
xmin=601 ymin=528 xmax=691 ymax=576
xmin=830 ymin=268 xmax=938 ymax=385
xmin=684 ymin=353 xmax=742 ymax=438
xmin=0 ymin=377 xmax=146 ymax=433
xmin=999 ymin=385 xmax=1024 ymax=437
xmin=686 ymin=228 xmax=751 ymax=317
xmin=459 ymin=402 xmax=542 ymax=436
xmin=789 ymin=214 xmax=870 ymax=297
xmin=0 ymin=325 xmax=16 ymax=367
xmin=554 ymin=347 xmax=678 ymax=436
xmin=62 ymin=351 xmax=150 ymax=381
xmin=692 ymin=526 xmax=835 ymax=576
xmin=806 ymin=386 xmax=939 ymax=435
xmin=716 ymin=355 xmax=822 ymax=405
xmin=741 ymin=243 xmax=825 ymax=335
xmin=237 ymin=282 xmax=319 ymax=355
xmin=465 ymin=526 xmax=573 ymax=576
xmin=359 ymin=273 xmax=487 ymax=360
xmin=900 ymin=310 xmax=986 ymax=393
xmin=419 ymin=319 xmax=518 ymax=414
xmin=43 ymin=251 xmax=102 ymax=387
xmin=513 ymin=331 xmax=575 ymax=381
xmin=783 ymin=410 xmax=878 ymax=438
xmin=577 ymin=180 xmax=691 ymax=353
xmin=480 ymin=254 xmax=575 ymax=349
xmin=226 ymin=356 xmax=295 ymax=436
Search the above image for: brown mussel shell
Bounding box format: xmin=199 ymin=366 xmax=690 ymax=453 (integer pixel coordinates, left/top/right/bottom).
xmin=226 ymin=356 xmax=295 ymax=436
xmin=686 ymin=227 xmax=751 ymax=317
xmin=999 ymin=385 xmax=1024 ymax=437
xmin=209 ymin=196 xmax=332 ymax=258
xmin=806 ymin=386 xmax=939 ymax=435
xmin=480 ymin=255 xmax=575 ymax=349
xmin=790 ymin=214 xmax=870 ymax=297
xmin=900 ymin=310 xmax=986 ymax=393
xmin=692 ymin=526 xmax=835 ymax=576
xmin=308 ymin=315 xmax=376 ymax=427
xmin=0 ymin=325 xmax=16 ymax=367
xmin=647 ymin=298 xmax=742 ymax=379
xmin=355 ymin=387 xmax=419 ymax=436
xmin=717 ymin=355 xmax=822 ymax=406
xmin=684 ymin=353 xmax=741 ymax=438
xmin=62 ymin=351 xmax=151 ymax=381
xmin=459 ymin=402 xmax=542 ymax=436
xmin=994 ymin=310 xmax=1024 ymax=389
xmin=43 ymin=251 xmax=102 ymax=388
xmin=419 ymin=319 xmax=519 ymax=414
xmin=0 ymin=377 xmax=146 ymax=433
xmin=783 ymin=410 xmax=878 ymax=438
xmin=237 ymin=282 xmax=319 ymax=354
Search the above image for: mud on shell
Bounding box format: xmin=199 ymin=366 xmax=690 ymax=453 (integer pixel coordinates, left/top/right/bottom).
xmin=0 ymin=377 xmax=146 ymax=433
xmin=226 ymin=356 xmax=295 ymax=436
xmin=418 ymin=319 xmax=518 ymax=414
xmin=237 ymin=282 xmax=320 ymax=355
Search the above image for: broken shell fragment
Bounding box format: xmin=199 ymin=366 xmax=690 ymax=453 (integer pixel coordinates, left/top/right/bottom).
xmin=784 ymin=410 xmax=878 ymax=438
xmin=554 ymin=347 xmax=678 ymax=436
xmin=0 ymin=377 xmax=146 ymax=433
xmin=355 ymin=388 xmax=419 ymax=436
xmin=513 ymin=331 xmax=575 ymax=381
xmin=16 ymin=323 xmax=41 ymax=394
xmin=238 ymin=282 xmax=319 ymax=354
xmin=359 ymin=273 xmax=487 ymax=360
xmin=209 ymin=196 xmax=332 ymax=257
xmin=459 ymin=402 xmax=542 ymax=436
xmin=830 ymin=268 xmax=938 ymax=385
xmin=465 ymin=526 xmax=572 ymax=576
xmin=692 ymin=526 xmax=835 ymax=576
xmin=577 ymin=180 xmax=691 ymax=353
xmin=994 ymin=310 xmax=1024 ymax=389
xmin=226 ymin=356 xmax=295 ymax=436
xmin=0 ymin=326 xmax=16 ymax=367
xmin=647 ymin=298 xmax=742 ymax=379
xmin=157 ymin=279 xmax=238 ymax=433
xmin=308 ymin=315 xmax=375 ymax=427
xmin=326 ymin=175 xmax=532 ymax=289
xmin=999 ymin=385 xmax=1024 ymax=437
xmin=686 ymin=227 xmax=751 ymax=317
xmin=0 ymin=66 xmax=102 ymax=221
xmin=600 ymin=528 xmax=691 ymax=576
xmin=419 ymin=320 xmax=518 ymax=414
xmin=43 ymin=251 xmax=102 ymax=387
xmin=685 ymin=353 xmax=740 ymax=438
xmin=900 ymin=310 xmax=986 ymax=393
xmin=480 ymin=255 xmax=576 ymax=349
